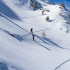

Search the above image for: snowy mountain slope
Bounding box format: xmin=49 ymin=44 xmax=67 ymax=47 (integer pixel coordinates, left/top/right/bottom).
xmin=47 ymin=0 xmax=70 ymax=11
xmin=0 ymin=0 xmax=70 ymax=70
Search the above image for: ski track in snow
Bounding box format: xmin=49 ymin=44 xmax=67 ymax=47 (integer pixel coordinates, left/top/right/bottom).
xmin=55 ymin=59 xmax=70 ymax=70
xmin=0 ymin=0 xmax=70 ymax=70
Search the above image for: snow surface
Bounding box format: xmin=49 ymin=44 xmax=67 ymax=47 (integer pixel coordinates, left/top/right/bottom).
xmin=0 ymin=0 xmax=70 ymax=70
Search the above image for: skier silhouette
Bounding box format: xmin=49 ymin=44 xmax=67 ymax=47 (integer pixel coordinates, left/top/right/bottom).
xmin=30 ymin=28 xmax=33 ymax=34
xmin=30 ymin=28 xmax=35 ymax=41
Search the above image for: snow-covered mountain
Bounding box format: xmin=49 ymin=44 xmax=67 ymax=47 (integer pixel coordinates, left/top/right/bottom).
xmin=48 ymin=0 xmax=70 ymax=10
xmin=0 ymin=0 xmax=70 ymax=70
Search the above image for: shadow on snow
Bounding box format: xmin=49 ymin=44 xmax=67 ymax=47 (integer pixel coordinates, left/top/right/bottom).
xmin=35 ymin=40 xmax=51 ymax=51
xmin=0 ymin=1 xmax=21 ymax=21
xmin=0 ymin=62 xmax=8 ymax=70
xmin=42 ymin=37 xmax=63 ymax=49
xmin=0 ymin=28 xmax=24 ymax=42
xmin=0 ymin=13 xmax=28 ymax=33
xmin=36 ymin=35 xmax=63 ymax=49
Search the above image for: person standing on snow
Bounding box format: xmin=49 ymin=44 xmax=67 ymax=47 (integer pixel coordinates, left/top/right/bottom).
xmin=30 ymin=28 xmax=35 ymax=41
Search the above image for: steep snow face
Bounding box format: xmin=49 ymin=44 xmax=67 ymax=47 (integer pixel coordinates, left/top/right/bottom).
xmin=0 ymin=1 xmax=21 ymax=21
xmin=0 ymin=0 xmax=70 ymax=70
xmin=3 ymin=0 xmax=42 ymax=10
